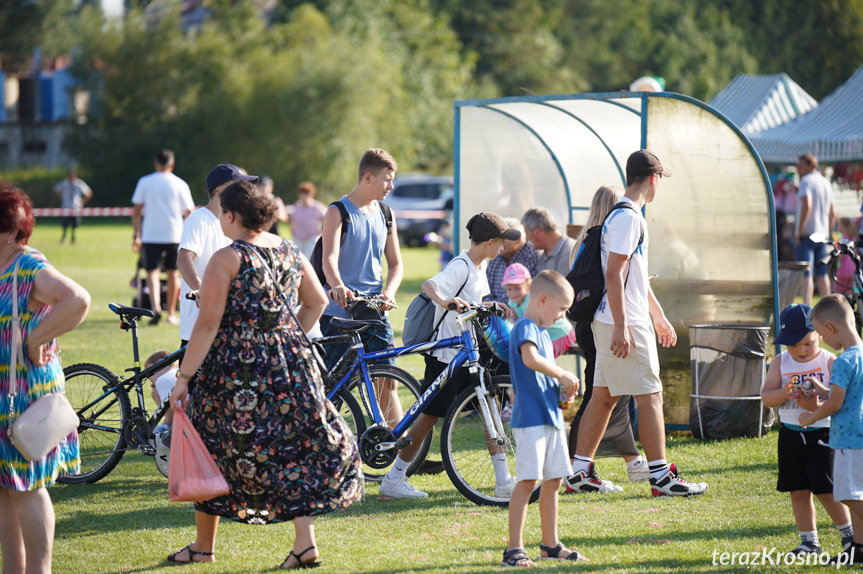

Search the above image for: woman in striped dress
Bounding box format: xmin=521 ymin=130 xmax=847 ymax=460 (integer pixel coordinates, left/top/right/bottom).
xmin=0 ymin=182 xmax=91 ymax=574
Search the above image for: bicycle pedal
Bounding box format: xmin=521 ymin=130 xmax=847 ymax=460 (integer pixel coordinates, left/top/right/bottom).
xmin=137 ymin=444 xmax=156 ymax=456
xmin=394 ymin=437 xmax=414 ymax=449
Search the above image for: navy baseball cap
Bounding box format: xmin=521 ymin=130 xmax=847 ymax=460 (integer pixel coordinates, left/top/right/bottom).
xmin=206 ymin=164 xmax=258 ymax=193
xmin=773 ymin=304 xmax=815 ymax=346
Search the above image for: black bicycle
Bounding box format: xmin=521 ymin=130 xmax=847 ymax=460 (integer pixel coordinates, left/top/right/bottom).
xmin=58 ymin=303 xmax=187 ymax=484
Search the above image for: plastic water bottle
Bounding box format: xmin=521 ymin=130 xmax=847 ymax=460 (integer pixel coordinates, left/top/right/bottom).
xmin=559 ymin=388 xmax=574 ymax=410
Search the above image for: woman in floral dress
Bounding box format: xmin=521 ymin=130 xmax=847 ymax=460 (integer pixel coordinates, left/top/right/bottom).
xmin=169 ymin=180 xmax=362 ymax=568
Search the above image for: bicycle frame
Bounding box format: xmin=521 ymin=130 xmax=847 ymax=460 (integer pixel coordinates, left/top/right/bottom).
xmin=323 ymin=308 xmax=507 ymax=448
xmin=76 ymin=304 xmax=187 ymax=438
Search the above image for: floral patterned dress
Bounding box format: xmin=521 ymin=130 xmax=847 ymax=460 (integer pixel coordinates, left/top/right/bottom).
xmin=0 ymin=248 xmax=80 ymax=491
xmin=188 ymin=239 xmax=362 ymax=523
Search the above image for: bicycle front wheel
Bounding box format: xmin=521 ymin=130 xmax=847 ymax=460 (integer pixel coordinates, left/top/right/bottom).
xmin=59 ymin=363 xmax=130 ymax=484
xmin=441 ymin=375 xmax=539 ymax=507
xmin=346 ymin=365 xmax=432 ymax=483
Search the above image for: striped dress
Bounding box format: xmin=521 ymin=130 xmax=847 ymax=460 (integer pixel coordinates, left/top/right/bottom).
xmin=0 ymin=248 xmax=79 ymax=490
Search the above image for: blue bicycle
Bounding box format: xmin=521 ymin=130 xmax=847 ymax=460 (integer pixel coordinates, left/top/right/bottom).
xmin=318 ymin=298 xmax=530 ymax=507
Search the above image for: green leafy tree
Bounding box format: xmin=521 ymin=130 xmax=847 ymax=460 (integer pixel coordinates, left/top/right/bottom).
xmin=715 ymin=0 xmax=863 ymax=99
xmin=66 ymin=1 xmax=477 ymax=203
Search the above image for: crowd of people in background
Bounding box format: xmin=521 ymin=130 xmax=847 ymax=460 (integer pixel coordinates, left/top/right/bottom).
xmin=3 ymin=147 xmax=863 ymax=571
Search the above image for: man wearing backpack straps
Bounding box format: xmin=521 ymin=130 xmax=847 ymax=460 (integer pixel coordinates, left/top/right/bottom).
xmin=566 ymin=150 xmax=709 ymax=498
xmin=320 ymin=148 xmax=405 ymax=421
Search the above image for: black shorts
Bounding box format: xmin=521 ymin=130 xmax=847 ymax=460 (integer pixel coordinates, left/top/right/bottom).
xmin=777 ymin=425 xmax=834 ymax=494
xmin=142 ymin=243 xmax=180 ymax=271
xmin=421 ymin=355 xmax=474 ymax=418
xmin=61 ymin=215 xmax=81 ymax=228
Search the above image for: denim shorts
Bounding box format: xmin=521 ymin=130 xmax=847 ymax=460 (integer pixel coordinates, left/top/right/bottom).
xmin=319 ymin=314 xmax=396 ymax=372
xmin=794 ymin=237 xmax=829 ymax=277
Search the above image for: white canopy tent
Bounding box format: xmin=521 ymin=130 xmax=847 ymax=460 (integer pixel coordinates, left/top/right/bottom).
xmin=709 ymin=73 xmax=818 ymax=137
xmin=754 ymin=66 xmax=863 ymax=163
xmin=453 ymin=92 xmax=780 ymax=362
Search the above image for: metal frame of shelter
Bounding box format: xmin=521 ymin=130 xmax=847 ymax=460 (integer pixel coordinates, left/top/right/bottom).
xmin=452 ymin=91 xmax=781 ymax=356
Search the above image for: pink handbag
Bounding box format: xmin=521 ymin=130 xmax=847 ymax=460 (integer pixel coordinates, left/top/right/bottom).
xmin=6 ymin=258 xmax=78 ymax=461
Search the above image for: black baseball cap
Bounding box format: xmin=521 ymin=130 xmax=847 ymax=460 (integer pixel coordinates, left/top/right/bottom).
xmin=206 ymin=164 xmax=259 ymax=193
xmin=466 ymin=213 xmax=521 ymax=242
xmin=626 ymin=149 xmax=672 ymax=179
xmin=773 ymin=304 xmax=815 ymax=346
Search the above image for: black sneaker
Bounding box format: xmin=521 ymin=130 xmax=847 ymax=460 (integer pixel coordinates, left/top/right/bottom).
xmin=649 ymin=463 xmax=708 ymax=497
xmin=790 ymin=542 xmax=822 ymax=556
xmin=830 ymin=544 xmax=863 ymax=566
xmin=415 ymin=459 xmax=445 ymax=475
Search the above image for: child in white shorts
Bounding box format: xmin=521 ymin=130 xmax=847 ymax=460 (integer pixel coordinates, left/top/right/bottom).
xmin=502 ymin=270 xmax=587 ymax=567
xmin=146 ymin=349 xmax=178 ymax=434
xmin=800 ymin=295 xmax=863 ymax=565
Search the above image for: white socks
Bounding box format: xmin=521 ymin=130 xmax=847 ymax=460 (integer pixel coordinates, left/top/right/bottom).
xmin=386 ymin=456 xmax=411 ymax=480
xmin=492 ymin=453 xmax=511 ymax=485
xmin=571 ymin=455 xmax=592 ymax=475
xmin=647 ymin=459 xmax=669 ymax=480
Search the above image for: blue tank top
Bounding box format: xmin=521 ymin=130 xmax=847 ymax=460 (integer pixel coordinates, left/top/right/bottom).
xmin=323 ymin=196 xmax=387 ymax=318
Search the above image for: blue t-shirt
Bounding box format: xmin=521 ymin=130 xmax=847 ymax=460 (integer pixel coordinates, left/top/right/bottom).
xmin=508 ymin=317 xmax=563 ymax=429
xmin=828 ymin=345 xmax=863 ymax=449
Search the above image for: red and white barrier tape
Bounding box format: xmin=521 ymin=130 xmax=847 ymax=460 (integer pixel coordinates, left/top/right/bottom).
xmin=34 ymin=207 xmax=446 ymax=220
xmin=34 ymin=207 xmax=135 ymax=217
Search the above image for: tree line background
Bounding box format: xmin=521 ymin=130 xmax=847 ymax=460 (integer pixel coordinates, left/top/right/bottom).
xmin=3 ymin=0 xmax=863 ymax=205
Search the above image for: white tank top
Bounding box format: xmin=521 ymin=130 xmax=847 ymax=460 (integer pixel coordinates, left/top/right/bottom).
xmin=778 ymin=348 xmax=832 ymax=429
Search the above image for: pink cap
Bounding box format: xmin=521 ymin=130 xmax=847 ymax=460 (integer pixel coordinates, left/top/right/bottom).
xmin=502 ymin=263 xmax=531 ymax=286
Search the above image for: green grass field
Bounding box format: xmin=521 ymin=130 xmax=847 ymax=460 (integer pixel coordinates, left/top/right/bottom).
xmin=6 ymin=221 xmax=845 ymax=573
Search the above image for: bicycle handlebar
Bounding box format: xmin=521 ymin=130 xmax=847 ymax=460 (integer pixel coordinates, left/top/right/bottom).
xmin=447 ymin=301 xmax=506 ymax=319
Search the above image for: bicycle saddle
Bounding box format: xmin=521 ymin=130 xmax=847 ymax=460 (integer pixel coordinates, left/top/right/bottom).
xmin=108 ymin=302 xmax=156 ymax=320
xmin=328 ymin=317 xmax=386 ymax=333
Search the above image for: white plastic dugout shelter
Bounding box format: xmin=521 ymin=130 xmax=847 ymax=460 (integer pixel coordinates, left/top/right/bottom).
xmin=452 ymin=91 xmax=780 ymax=360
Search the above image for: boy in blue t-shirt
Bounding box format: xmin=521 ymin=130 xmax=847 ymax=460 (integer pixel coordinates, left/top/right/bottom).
xmin=801 ymin=294 xmax=863 ymax=565
xmin=501 ymin=270 xmax=587 ymax=567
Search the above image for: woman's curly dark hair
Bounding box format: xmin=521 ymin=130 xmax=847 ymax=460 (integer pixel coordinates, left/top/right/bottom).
xmin=219 ymin=180 xmax=278 ymax=232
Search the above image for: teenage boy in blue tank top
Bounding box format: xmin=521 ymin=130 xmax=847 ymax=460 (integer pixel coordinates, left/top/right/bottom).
xmin=320 ymin=148 xmax=405 ymax=424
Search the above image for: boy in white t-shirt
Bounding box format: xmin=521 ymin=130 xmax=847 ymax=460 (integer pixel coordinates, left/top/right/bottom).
xmin=177 ymin=164 xmax=258 ymax=346
xmin=379 ymin=212 xmax=519 ymax=499
xmin=761 ymin=304 xmax=854 ymax=556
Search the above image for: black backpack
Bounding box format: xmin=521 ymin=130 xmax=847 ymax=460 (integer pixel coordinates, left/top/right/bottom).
xmin=565 ymin=202 xmax=643 ymax=324
xmin=309 ymin=200 xmax=393 ymax=287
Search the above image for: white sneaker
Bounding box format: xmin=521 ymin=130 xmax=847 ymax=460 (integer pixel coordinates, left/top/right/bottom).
xmin=494 ymin=477 xmax=517 ymax=498
xmin=379 ymin=475 xmax=428 ymax=499
xmin=627 ymin=457 xmax=650 ymax=482
xmin=649 ymin=463 xmax=708 ymax=497
xmin=154 ymin=431 xmax=170 ymax=479
xmin=564 ymin=462 xmax=624 ymax=494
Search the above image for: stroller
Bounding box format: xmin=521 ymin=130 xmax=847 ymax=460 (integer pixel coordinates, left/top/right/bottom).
xmin=130 ymin=255 xmax=172 ymax=310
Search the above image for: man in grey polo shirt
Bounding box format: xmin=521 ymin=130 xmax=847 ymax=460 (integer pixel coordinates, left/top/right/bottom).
xmin=522 ymin=207 xmax=576 ymax=276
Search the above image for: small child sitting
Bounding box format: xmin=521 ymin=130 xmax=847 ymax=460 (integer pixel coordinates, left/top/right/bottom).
xmin=503 ymin=269 xmax=586 ymax=567
xmin=760 ymin=304 xmax=854 ymax=556
xmin=800 ymin=295 xmax=863 ymax=564
xmin=146 ymin=349 xmax=178 ymax=435
xmin=502 ymin=263 xmax=577 ymax=357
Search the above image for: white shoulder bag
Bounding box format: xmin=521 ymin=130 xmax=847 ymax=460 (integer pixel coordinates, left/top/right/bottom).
xmin=7 ymin=258 xmax=79 ymax=461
